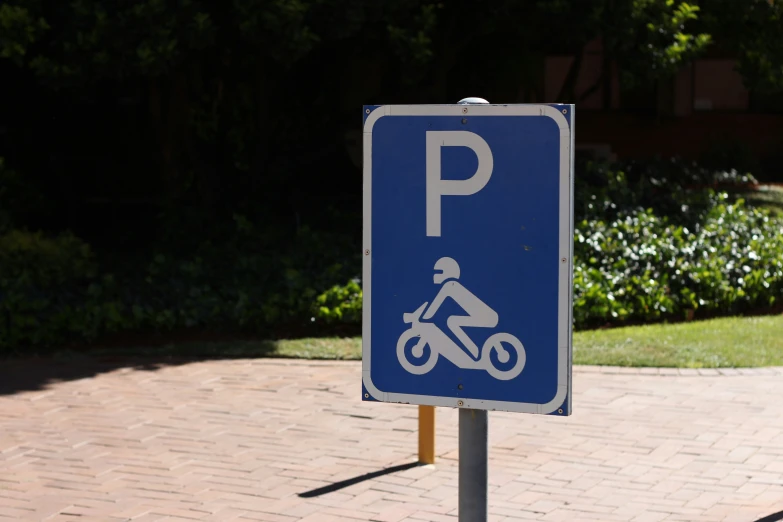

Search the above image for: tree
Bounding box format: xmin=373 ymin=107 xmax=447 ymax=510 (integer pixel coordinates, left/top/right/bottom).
xmin=0 ymin=0 xmax=431 ymax=216
xmin=0 ymin=0 xmax=775 ymax=236
xmin=553 ymin=0 xmax=711 ymax=108
xmin=703 ymin=0 xmax=783 ymax=94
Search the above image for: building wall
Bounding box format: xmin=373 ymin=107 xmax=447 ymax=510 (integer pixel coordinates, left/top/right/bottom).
xmin=543 ymin=47 xmax=783 ymax=165
xmin=692 ymin=59 xmax=749 ymax=111
xmin=576 ymin=112 xmax=783 ymax=161
xmin=544 ymin=39 xmax=620 ymax=110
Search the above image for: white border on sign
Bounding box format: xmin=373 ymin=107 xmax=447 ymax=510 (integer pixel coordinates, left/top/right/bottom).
xmin=362 ymin=104 xmax=573 ymax=414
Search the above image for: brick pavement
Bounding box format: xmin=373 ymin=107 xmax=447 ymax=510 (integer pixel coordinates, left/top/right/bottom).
xmin=0 ymin=359 xmax=781 ymax=521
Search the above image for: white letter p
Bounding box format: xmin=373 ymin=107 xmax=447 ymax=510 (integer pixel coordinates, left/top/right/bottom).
xmin=426 ymin=131 xmax=493 ymax=237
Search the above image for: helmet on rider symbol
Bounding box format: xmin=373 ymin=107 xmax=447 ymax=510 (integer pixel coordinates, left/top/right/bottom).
xmin=434 ymin=257 xmax=460 ymax=285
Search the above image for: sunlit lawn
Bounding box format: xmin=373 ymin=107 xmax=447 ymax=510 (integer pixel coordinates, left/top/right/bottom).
xmin=87 ymin=314 xmax=783 ymax=368
xmin=743 ymin=184 xmax=783 ymax=216
xmin=572 ymin=314 xmax=783 ymax=368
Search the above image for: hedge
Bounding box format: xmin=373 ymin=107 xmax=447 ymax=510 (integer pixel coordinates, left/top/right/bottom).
xmin=314 ymin=161 xmax=783 ymax=329
xmin=1 ymin=159 xmax=782 ymax=353
xmin=573 ymin=195 xmax=783 ymax=327
xmin=0 ymin=222 xmax=359 ymax=352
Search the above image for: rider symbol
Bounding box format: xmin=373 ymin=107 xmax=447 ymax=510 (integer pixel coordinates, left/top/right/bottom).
xmin=397 ymin=257 xmax=526 ymax=381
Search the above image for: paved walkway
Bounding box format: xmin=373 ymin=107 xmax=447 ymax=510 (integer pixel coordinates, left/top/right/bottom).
xmin=0 ymin=359 xmax=782 ymax=522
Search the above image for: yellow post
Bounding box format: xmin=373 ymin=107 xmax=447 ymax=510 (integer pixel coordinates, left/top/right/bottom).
xmin=418 ymin=405 xmax=436 ymax=464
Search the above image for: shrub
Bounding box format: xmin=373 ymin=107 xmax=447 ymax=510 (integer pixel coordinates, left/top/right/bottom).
xmin=124 ymin=221 xmax=360 ymax=330
xmin=699 ymin=136 xmax=760 ymax=178
xmin=0 ymin=230 xmax=106 ymax=350
xmin=573 ymin=194 xmax=783 ymax=327
xmin=313 ymin=279 xmax=362 ymax=323
xmin=575 ymin=157 xmax=758 ymax=224
xmin=314 ymin=182 xmax=783 ymax=330
xmin=0 ymin=222 xmax=361 ymax=352
xmin=4 ymin=160 xmax=782 ymax=352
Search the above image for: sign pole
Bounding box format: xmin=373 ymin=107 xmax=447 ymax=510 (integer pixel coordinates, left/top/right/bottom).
xmin=459 ymin=408 xmax=488 ymax=521
xmin=455 ymin=97 xmax=490 ymax=522
xmin=418 ymin=405 xmax=436 ymax=464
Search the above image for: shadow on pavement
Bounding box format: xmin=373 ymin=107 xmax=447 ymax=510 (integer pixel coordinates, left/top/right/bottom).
xmin=755 ymin=510 xmax=783 ymax=522
xmin=0 ymin=355 xmax=203 ymax=396
xmin=0 ymin=324 xmax=363 ymax=396
xmin=297 ymin=461 xmax=423 ymax=498
xmin=0 ymin=338 xmax=289 ymax=396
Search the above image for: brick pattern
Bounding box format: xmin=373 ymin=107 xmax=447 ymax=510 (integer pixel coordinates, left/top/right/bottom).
xmin=1 ymin=360 xmax=782 ymax=521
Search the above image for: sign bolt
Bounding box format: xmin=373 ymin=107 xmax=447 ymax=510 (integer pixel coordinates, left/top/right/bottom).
xmin=561 ymin=257 xmax=567 ymax=263
xmin=462 ymin=107 xmax=468 ymax=114
xmin=457 ymin=400 xmax=464 ymax=407
xmin=365 ymin=249 xmax=370 ymax=255
xmin=364 ymin=393 xmax=369 ymax=398
xmin=365 ymin=108 xmax=371 ymax=114
xmin=562 ymin=108 xmax=567 ymax=114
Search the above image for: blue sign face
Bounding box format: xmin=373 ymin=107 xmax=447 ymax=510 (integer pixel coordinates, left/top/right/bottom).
xmin=362 ymin=104 xmax=573 ymax=415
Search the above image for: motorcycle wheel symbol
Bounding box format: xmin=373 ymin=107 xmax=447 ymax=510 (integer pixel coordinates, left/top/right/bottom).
xmin=480 ymin=332 xmax=526 ymax=380
xmin=396 ymin=328 xmax=526 ymax=381
xmin=396 ymin=329 xmax=439 ymax=375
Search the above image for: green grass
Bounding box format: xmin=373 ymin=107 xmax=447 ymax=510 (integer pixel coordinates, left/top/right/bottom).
xmin=740 ymin=185 xmax=783 ymax=216
xmin=78 ymin=314 xmax=783 ymax=368
xmin=573 ymin=314 xmax=783 ymax=368
xmin=77 ymin=337 xmax=363 ymax=360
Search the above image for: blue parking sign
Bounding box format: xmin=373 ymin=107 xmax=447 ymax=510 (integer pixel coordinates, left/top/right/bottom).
xmin=362 ymin=104 xmax=574 ymax=415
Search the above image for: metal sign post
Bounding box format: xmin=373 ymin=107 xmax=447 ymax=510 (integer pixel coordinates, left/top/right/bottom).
xmin=459 ymin=408 xmax=488 ymax=521
xmin=455 ymin=97 xmax=490 ymax=522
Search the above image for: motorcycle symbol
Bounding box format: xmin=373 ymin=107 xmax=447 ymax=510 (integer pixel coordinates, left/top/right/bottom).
xmin=396 ymin=302 xmax=526 ymax=381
